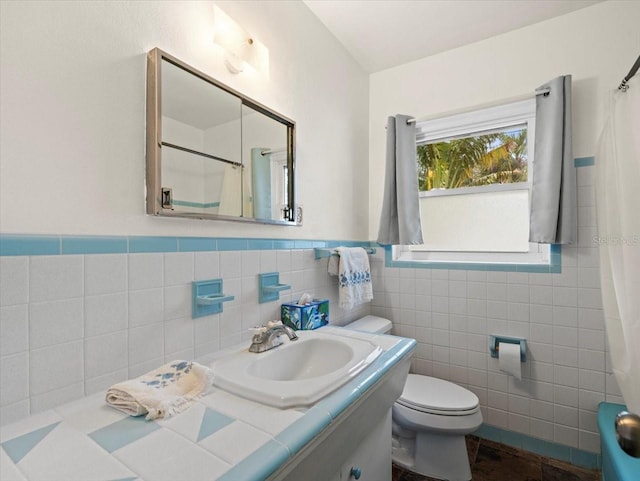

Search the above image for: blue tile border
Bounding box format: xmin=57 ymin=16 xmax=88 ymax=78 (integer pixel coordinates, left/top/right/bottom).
xmin=62 ymin=236 xmax=128 ymax=255
xmin=0 ymin=232 xmax=562 ymax=275
xmin=129 ymin=236 xmax=178 ymax=253
xmin=0 ymin=235 xmax=60 ymax=256
xmin=0 ymin=234 xmax=372 ymax=257
xmin=474 ymin=424 xmax=601 ymax=470
xmin=177 ymin=237 xmax=217 ymax=252
xmin=575 ymin=156 xmax=595 ymax=167
xmin=383 ymin=244 xmax=562 ymax=274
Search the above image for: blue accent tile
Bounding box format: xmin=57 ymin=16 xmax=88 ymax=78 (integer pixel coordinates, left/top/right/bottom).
xmin=575 ymin=156 xmax=595 ymax=167
xmin=522 ymin=436 xmax=550 ymax=457
xmin=273 ymin=239 xmax=295 ymax=249
xmin=500 ymin=430 xmax=523 ymax=449
xmin=128 ymin=236 xmax=177 ymax=253
xmin=475 ymin=425 xmax=604 ymax=468
xmin=89 ymin=416 xmax=161 ymax=453
xmin=547 ymin=442 xmax=572 ymax=462
xmin=172 ymin=200 xmax=219 ymax=208
xmin=293 ymin=240 xmax=315 ymax=249
xmin=474 ymin=424 xmax=502 ymax=442
xmin=247 ymin=239 xmax=273 ymax=250
xmin=217 ymin=440 xmax=290 ymax=481
xmin=1 ymin=421 xmax=60 ymax=463
xmin=518 ymin=264 xmax=551 ymax=273
xmin=217 ymin=238 xmax=248 ymax=251
xmin=274 ymin=406 xmax=332 ymax=455
xmin=571 ymin=448 xmax=600 ymax=469
xmin=550 ymin=244 xmax=562 ymax=255
xmin=178 ymin=237 xmax=216 ymax=252
xmin=0 ymin=235 xmax=60 ymax=256
xmin=62 ymin=236 xmax=127 ymax=254
xmin=550 ymin=263 xmax=562 ymax=274
xmin=197 ymin=408 xmax=234 ymax=442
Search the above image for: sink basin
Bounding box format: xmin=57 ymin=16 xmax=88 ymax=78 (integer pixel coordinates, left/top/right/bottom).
xmin=211 ymin=330 xmax=383 ymax=408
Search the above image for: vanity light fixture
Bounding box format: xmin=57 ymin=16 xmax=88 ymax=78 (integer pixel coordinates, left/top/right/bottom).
xmin=213 ymin=5 xmax=269 ymax=76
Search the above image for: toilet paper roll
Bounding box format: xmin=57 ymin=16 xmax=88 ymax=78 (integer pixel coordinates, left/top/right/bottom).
xmin=498 ymin=342 xmax=522 ymax=380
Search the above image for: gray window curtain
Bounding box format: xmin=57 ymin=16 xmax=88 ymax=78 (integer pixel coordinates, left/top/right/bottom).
xmin=377 ymin=114 xmax=424 ymax=246
xmin=529 ymin=75 xmax=577 ymax=244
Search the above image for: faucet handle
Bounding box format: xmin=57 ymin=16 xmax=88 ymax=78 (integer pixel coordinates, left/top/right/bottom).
xmin=249 ymin=325 xmax=268 ymax=336
xmin=266 ymin=320 xmax=283 ymax=328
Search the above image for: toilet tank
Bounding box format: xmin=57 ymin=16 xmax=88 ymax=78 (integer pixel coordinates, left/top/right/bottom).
xmin=345 ymin=315 xmax=392 ymax=334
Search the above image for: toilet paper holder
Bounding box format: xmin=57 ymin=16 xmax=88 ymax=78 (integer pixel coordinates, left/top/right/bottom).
xmin=489 ymin=335 xmax=527 ymax=362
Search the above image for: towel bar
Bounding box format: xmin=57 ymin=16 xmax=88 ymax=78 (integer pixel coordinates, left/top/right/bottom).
xmin=314 ymin=247 xmax=376 ymax=259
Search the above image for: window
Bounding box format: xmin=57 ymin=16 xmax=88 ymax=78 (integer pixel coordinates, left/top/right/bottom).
xmin=394 ymin=99 xmax=550 ymax=266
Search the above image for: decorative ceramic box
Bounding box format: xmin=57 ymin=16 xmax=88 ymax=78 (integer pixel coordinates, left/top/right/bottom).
xmin=281 ymin=300 xmax=329 ymax=330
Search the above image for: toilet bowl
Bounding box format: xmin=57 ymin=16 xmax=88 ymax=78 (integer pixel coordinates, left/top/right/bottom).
xmin=342 ymin=315 xmax=483 ymax=481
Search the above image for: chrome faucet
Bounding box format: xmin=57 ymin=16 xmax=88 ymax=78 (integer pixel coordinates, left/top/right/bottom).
xmin=249 ymin=321 xmax=298 ymax=353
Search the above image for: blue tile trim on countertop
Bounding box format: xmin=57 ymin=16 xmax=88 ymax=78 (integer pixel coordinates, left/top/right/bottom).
xmin=216 ymin=439 xmax=291 ymax=481
xmin=0 ymin=235 xmax=372 ymax=257
xmin=222 ymin=336 xmax=416 ymax=481
xmin=474 ymin=424 xmax=601 ymax=470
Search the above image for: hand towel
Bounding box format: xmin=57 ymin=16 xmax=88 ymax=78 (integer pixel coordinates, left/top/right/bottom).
xmin=336 ymin=247 xmax=373 ymax=309
xmin=106 ymin=360 xmax=213 ymax=420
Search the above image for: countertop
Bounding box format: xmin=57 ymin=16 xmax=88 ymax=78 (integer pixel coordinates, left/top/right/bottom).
xmin=1 ymin=327 xmax=415 ymax=481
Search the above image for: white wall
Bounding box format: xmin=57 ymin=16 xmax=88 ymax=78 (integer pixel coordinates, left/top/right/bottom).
xmin=368 ymin=0 xmax=640 ymax=238
xmin=367 ymin=0 xmax=640 ymax=454
xmin=0 ymin=0 xmax=369 ymax=240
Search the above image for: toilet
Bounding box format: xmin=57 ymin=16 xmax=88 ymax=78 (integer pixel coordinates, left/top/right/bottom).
xmin=343 ymin=315 xmax=483 ymax=481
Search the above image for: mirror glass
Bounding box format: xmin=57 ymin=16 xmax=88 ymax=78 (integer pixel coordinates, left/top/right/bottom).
xmin=242 ymin=104 xmax=290 ymax=220
xmin=146 ymin=48 xmax=297 ymax=224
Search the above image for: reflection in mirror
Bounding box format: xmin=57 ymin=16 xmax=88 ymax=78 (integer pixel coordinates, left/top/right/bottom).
xmin=242 ymin=104 xmax=290 ymax=220
xmin=146 ymin=48 xmax=297 ymax=224
xmin=161 ymin=59 xmax=242 ymax=216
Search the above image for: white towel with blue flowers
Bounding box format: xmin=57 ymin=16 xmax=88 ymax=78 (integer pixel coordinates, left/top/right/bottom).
xmin=335 ymin=247 xmax=373 ymax=309
xmin=106 ymin=360 xmax=213 ymax=420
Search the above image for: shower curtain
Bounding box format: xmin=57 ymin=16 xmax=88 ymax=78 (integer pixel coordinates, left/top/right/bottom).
xmin=251 ymin=147 xmax=272 ymax=220
xmin=217 ymin=164 xmax=242 ymax=216
xmin=595 ymin=76 xmax=640 ymax=415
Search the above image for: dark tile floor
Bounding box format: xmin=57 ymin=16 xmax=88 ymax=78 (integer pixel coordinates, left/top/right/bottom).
xmin=392 ymin=436 xmax=600 ymax=481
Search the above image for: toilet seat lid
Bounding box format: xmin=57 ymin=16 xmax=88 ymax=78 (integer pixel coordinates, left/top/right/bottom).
xmin=397 ymin=374 xmax=479 ymax=414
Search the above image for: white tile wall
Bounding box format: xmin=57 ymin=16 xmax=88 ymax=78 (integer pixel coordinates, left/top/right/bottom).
xmin=0 ymin=249 xmax=367 ymax=426
xmin=0 ymin=169 xmax=624 ymax=455
xmin=370 ymin=165 xmax=622 ymax=454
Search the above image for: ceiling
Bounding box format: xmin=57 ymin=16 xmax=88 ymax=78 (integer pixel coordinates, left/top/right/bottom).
xmin=303 ymin=0 xmax=603 ymax=73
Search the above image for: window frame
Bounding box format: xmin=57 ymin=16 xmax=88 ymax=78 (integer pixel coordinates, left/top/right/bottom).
xmin=395 ymin=98 xmax=552 ymax=266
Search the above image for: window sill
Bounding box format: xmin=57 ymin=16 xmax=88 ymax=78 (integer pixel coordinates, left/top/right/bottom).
xmin=385 ymin=245 xmax=561 ymax=273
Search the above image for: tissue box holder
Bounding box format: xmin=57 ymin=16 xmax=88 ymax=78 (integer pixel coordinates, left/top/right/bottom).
xmin=281 ymin=300 xmax=329 ymax=330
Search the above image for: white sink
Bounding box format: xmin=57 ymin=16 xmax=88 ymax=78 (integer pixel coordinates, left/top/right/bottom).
xmin=211 ymin=330 xmax=383 ymax=408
